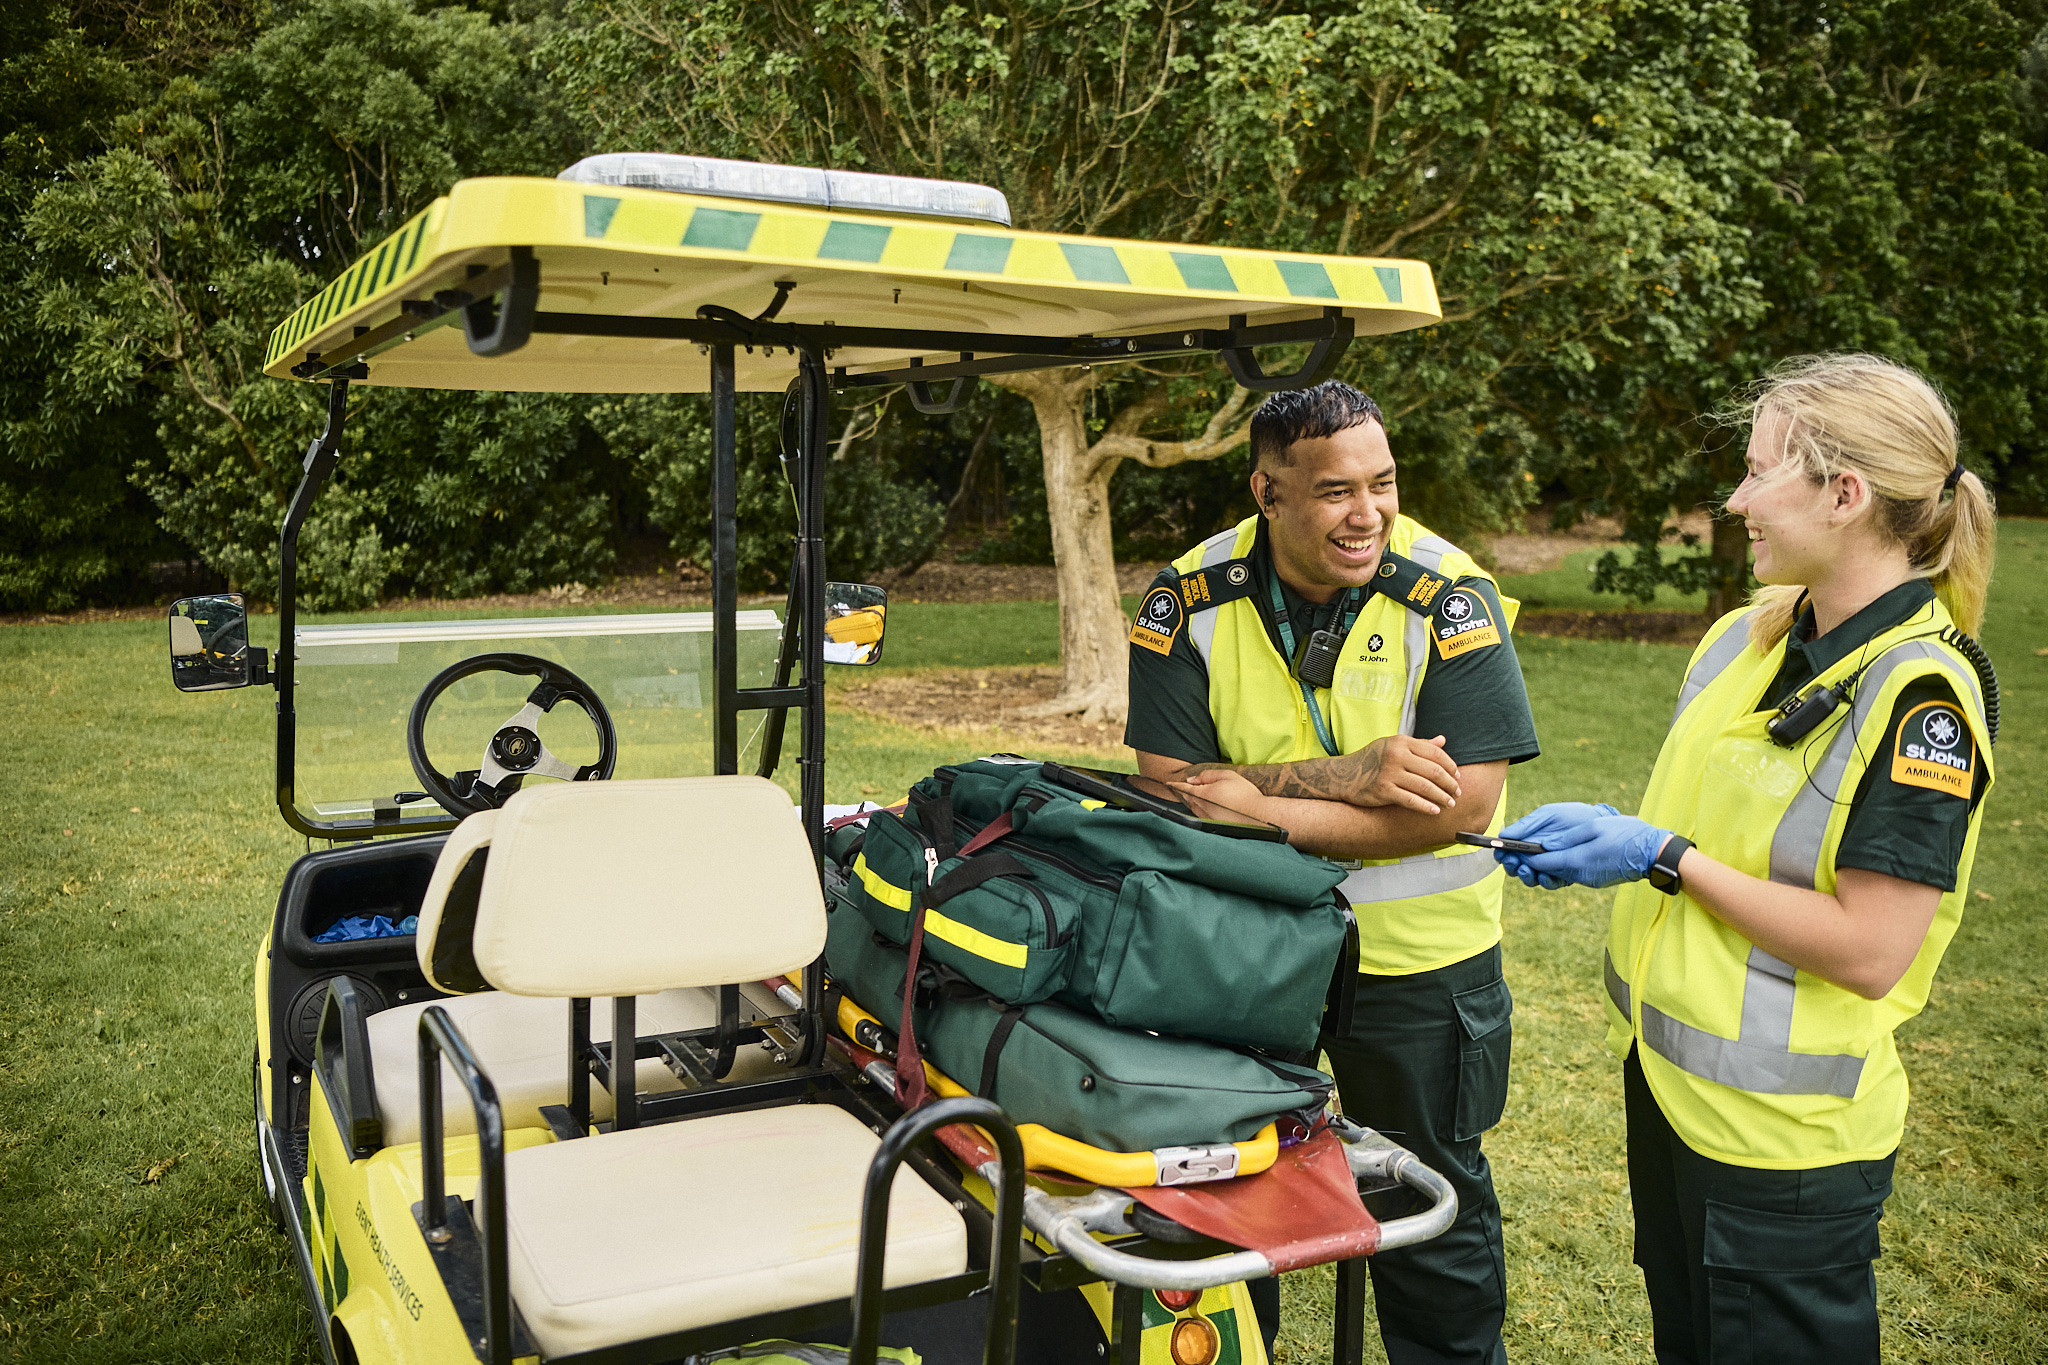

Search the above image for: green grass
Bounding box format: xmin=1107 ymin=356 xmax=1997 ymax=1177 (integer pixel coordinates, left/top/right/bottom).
xmin=1499 ymin=545 xmax=1710 ymax=613
xmin=5 ymin=531 xmax=2046 ymax=1362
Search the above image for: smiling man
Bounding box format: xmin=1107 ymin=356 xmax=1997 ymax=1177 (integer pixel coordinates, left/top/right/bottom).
xmin=1124 ymin=381 xmax=1539 ymax=1365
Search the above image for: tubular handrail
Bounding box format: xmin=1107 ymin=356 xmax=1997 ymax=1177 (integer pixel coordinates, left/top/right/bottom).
xmin=417 ymin=1005 xmax=513 ymax=1365
xmin=841 ymin=1046 xmax=1459 ymax=1294
xmin=851 ymin=1096 xmax=1027 ymax=1365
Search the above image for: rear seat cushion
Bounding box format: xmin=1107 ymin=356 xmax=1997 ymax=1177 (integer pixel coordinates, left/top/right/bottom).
xmin=503 ymin=1104 xmax=967 ymax=1358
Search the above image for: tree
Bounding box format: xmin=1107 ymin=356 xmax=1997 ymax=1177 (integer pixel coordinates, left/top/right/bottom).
xmin=0 ymin=5 xmax=163 ymax=611
xmin=1563 ymin=0 xmax=2048 ymax=615
xmin=26 ymin=0 xmax=617 ymax=608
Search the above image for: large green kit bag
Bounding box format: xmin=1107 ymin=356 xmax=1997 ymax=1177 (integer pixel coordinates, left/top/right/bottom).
xmin=843 ymin=759 xmax=1355 ymax=1054
xmin=824 ymin=897 xmax=1334 ymax=1152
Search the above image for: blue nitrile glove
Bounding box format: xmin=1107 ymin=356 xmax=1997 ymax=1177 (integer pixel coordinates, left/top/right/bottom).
xmin=1493 ymin=802 xmax=1672 ymax=890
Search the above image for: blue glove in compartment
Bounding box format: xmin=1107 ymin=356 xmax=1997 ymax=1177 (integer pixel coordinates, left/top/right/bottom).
xmin=1494 ymin=802 xmax=1673 ymax=891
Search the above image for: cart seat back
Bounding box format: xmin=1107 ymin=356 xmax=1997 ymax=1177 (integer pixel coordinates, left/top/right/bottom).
xmin=414 ymin=776 xmax=824 ymax=998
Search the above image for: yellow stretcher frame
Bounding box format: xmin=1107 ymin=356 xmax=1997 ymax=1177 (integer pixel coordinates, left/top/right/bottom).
xmin=262 ymin=176 xmax=1441 ymax=394
xmin=834 ymin=996 xmax=1279 ymax=1188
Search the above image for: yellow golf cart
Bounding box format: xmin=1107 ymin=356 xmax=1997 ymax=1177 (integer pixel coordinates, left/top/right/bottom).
xmin=170 ymin=152 xmax=1455 ymax=1365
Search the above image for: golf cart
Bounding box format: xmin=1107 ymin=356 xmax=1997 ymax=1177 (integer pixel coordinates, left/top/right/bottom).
xmin=173 ymin=153 xmax=1458 ymax=1365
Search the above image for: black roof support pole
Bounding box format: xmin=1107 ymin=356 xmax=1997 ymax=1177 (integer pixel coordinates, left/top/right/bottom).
xmin=797 ymin=346 xmax=831 ymax=1066
xmin=798 ymin=347 xmax=829 ymax=864
xmin=275 ymin=379 xmax=351 ymax=837
xmin=711 ymin=344 xmax=739 ymax=775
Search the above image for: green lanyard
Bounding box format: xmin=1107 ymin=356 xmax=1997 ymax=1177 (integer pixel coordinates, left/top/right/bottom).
xmin=1268 ymin=576 xmax=1364 ymax=757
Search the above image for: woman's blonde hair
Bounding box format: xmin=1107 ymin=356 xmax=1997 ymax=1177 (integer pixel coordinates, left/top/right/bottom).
xmin=1728 ymin=354 xmax=1996 ymax=648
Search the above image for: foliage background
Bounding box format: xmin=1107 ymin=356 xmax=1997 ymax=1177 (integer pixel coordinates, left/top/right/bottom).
xmin=3 ymin=0 xmax=2046 ymax=612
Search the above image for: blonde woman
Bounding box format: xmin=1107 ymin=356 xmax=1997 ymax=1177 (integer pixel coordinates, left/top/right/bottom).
xmin=1494 ymin=355 xmax=1997 ymax=1363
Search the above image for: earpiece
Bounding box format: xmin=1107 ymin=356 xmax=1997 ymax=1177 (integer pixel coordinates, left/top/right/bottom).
xmin=1259 ymin=475 xmax=1276 ymax=511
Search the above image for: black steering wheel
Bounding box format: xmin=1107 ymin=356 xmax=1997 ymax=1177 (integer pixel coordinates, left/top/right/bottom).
xmin=405 ymin=652 xmax=618 ymax=817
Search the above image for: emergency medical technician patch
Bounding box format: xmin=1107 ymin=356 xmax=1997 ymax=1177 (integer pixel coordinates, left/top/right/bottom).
xmin=1130 ymin=585 xmax=1184 ymax=656
xmin=1890 ymin=700 xmax=1974 ymax=798
xmin=1434 ymin=589 xmax=1501 ymax=660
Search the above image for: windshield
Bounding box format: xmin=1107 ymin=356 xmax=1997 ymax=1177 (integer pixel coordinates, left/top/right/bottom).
xmin=291 ymin=609 xmax=783 ymax=828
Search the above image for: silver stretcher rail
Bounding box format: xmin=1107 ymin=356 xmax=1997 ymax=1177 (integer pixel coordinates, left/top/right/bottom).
xmin=850 ymin=1056 xmax=1459 ymax=1293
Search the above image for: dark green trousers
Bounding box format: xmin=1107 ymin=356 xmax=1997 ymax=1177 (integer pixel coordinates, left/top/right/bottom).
xmin=1320 ymin=944 xmax=1514 ymax=1365
xmin=1625 ymin=1047 xmax=1895 ymax=1365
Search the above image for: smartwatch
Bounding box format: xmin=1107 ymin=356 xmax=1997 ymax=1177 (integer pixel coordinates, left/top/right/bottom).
xmin=1647 ymin=834 xmax=1693 ymax=896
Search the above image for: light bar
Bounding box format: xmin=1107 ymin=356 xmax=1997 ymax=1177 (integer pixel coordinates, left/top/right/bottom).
xmin=558 ymin=153 xmax=1012 ymax=227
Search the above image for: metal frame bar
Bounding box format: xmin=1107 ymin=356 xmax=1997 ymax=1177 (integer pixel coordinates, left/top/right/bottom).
xmin=417 ymin=1005 xmax=514 ymax=1365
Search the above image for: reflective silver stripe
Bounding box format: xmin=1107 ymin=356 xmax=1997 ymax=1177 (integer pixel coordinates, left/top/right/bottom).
xmin=1738 ymin=945 xmax=1798 ymax=1049
xmin=1768 ymin=637 xmax=1978 ymax=890
xmin=1398 ymin=606 xmax=1430 ymax=735
xmin=1407 ymin=536 xmax=1454 ymax=570
xmin=1339 ymin=847 xmax=1498 ymax=904
xmin=1604 ymin=948 xmax=1630 ymax=1017
xmin=1670 ymin=612 xmax=1756 ymax=731
xmin=1641 ymin=1003 xmax=1864 ymax=1099
xmin=1182 ymin=528 xmax=1240 ymax=668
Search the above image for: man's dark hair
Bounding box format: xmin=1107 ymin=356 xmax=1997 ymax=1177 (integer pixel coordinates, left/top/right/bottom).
xmin=1248 ymin=381 xmax=1385 ymax=472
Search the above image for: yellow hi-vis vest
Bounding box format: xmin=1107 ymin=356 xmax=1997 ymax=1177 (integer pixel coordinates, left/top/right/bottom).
xmin=1171 ymin=514 xmax=1517 ymax=975
xmin=1605 ymin=597 xmax=1993 ymax=1168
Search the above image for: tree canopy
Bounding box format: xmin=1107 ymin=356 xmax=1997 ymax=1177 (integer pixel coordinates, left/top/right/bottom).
xmin=3 ymin=0 xmax=2044 ymax=625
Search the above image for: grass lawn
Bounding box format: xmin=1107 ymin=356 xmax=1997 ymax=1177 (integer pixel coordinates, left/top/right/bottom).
xmin=4 ymin=527 xmax=2045 ymax=1362
xmin=1498 ymin=545 xmax=1710 ymax=613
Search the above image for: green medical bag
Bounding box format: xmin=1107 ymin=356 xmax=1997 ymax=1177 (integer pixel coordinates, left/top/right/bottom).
xmin=843 ymin=760 xmax=1355 ymax=1053
xmin=824 ymin=898 xmax=1334 ymax=1152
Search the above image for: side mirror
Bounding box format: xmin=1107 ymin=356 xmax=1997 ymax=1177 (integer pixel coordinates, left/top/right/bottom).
xmin=823 ymin=583 xmax=888 ymax=666
xmin=169 ymin=594 xmax=264 ymax=691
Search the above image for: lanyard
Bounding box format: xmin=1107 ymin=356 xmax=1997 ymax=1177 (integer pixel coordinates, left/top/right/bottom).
xmin=1268 ymin=575 xmax=1364 ymax=757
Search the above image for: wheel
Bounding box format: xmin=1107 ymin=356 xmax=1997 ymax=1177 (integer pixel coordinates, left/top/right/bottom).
xmin=405 ymin=652 xmax=618 ymax=817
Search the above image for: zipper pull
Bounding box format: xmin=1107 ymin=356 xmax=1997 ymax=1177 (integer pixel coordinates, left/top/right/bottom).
xmin=924 ymin=847 xmax=939 ymax=885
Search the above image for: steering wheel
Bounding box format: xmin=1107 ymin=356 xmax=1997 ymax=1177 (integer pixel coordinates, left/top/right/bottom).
xmin=406 ymin=652 xmax=618 ymax=817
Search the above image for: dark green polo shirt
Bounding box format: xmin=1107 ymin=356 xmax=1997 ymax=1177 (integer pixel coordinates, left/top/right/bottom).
xmin=1124 ymin=522 xmax=1540 ymax=769
xmin=1760 ymin=579 xmax=1987 ymax=891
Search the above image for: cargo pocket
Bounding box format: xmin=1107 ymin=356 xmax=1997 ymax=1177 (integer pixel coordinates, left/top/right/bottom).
xmin=1451 ymin=976 xmax=1513 ymax=1141
xmin=1702 ymin=1199 xmax=1884 ymax=1365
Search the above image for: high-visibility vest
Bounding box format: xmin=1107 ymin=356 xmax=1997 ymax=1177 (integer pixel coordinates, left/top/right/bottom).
xmin=1171 ymin=514 xmax=1516 ymax=975
xmin=1605 ymin=597 xmax=1994 ymax=1168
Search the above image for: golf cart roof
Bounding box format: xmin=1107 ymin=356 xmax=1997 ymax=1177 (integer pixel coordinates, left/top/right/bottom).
xmin=262 ymin=171 xmax=1441 ymax=393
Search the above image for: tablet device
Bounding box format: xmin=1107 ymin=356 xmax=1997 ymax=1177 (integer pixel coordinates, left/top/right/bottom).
xmin=1038 ymin=762 xmax=1292 ymax=843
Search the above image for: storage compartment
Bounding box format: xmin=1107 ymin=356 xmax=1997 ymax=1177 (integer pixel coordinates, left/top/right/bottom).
xmin=278 ymin=835 xmax=445 ymax=969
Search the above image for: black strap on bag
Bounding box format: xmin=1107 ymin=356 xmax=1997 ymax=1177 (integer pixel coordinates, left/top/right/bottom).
xmin=926 ymin=852 xmax=1033 ymax=906
xmin=1318 ymin=907 xmax=1361 ymax=1046
xmin=978 ymin=1005 xmax=1028 ymax=1100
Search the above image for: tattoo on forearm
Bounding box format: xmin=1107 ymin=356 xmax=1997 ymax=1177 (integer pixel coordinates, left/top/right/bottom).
xmin=1189 ymin=740 xmax=1389 ymax=802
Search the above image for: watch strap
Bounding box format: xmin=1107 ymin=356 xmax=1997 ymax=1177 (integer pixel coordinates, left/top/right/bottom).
xmin=1648 ymin=834 xmax=1692 ymax=895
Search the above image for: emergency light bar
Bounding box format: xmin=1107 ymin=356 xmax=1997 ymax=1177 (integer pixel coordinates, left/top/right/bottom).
xmin=558 ymin=153 xmax=1014 ymax=227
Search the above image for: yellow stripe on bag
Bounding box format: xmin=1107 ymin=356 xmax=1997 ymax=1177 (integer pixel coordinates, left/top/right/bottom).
xmin=853 ymin=852 xmax=912 ymax=910
xmin=851 ymin=854 xmax=1028 ymax=969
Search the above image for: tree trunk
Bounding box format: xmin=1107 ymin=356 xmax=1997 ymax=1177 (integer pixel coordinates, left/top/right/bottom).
xmin=1705 ymin=510 xmax=1750 ymax=619
xmin=989 ymin=368 xmax=1132 ymax=725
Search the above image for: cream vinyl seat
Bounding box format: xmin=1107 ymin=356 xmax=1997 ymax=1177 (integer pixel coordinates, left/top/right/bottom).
xmin=377 ymin=795 xmax=789 ymax=1143
xmin=409 ymin=776 xmax=967 ymax=1360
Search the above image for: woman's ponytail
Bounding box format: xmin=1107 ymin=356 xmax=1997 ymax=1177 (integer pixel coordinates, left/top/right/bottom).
xmin=1919 ymin=467 xmax=1995 ymax=637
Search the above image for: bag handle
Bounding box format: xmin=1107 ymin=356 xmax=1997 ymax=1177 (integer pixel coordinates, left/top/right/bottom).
xmin=978 ymin=1006 xmax=1028 ymax=1100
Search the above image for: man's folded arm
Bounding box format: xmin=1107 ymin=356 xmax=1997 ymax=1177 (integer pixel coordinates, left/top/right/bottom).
xmin=1136 ymin=746 xmax=1505 ymax=862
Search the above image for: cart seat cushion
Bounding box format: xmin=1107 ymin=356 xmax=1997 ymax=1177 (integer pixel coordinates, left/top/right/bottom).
xmin=463 ymin=777 xmax=825 ymax=998
xmin=503 ymin=1104 xmax=968 ymax=1358
xmin=366 ymin=986 xmax=784 ymax=1145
